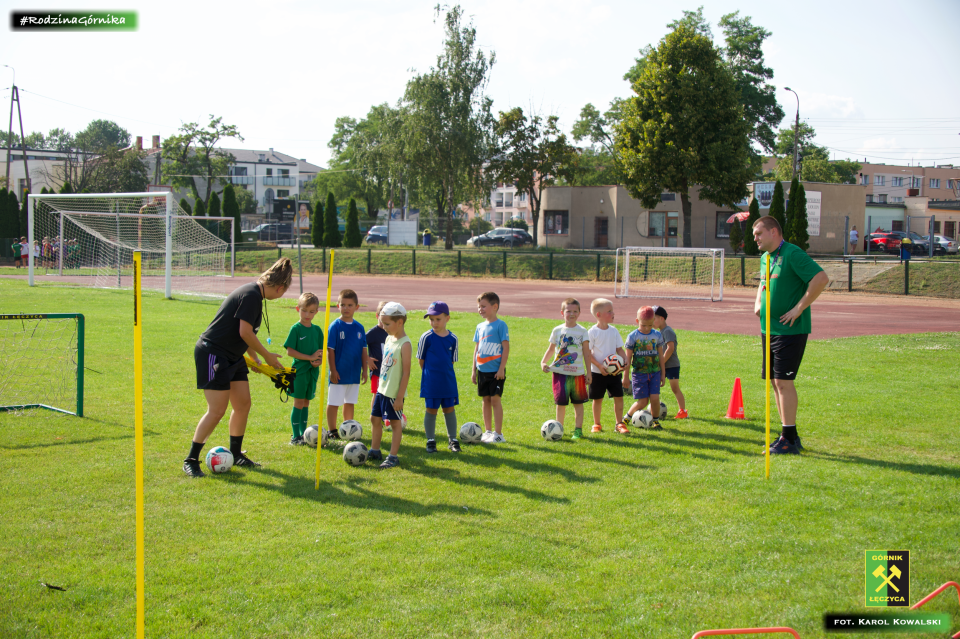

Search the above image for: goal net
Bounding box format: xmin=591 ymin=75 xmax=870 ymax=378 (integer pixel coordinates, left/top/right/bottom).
xmin=0 ymin=313 xmax=84 ymax=416
xmin=28 ymin=192 xmax=233 ymax=298
xmin=615 ymin=247 xmax=725 ymax=301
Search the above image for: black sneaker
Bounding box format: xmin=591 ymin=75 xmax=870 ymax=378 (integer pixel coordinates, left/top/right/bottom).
xmin=448 ymin=439 xmax=462 ymax=453
xmin=379 ymin=455 xmax=399 ymax=469
xmin=367 ymin=450 xmax=384 ymax=463
xmin=182 ymin=458 xmax=205 ymax=478
xmin=327 ymin=429 xmax=341 ymax=440
xmin=650 ymin=420 xmax=663 ymax=430
xmin=767 ymin=434 xmax=805 ymax=452
xmin=770 ymin=436 xmax=801 ymax=455
xmin=426 ymin=440 xmax=438 ymax=454
xmin=289 ymin=436 xmax=305 ymax=446
xmin=234 ymin=452 xmax=262 ymax=467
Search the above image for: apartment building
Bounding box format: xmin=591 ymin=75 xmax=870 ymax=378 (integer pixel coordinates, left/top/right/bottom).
xmin=855 ymin=162 xmax=960 ymax=204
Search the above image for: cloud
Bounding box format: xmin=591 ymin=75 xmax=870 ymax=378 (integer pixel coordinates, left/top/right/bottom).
xmin=801 ymin=93 xmax=865 ymax=119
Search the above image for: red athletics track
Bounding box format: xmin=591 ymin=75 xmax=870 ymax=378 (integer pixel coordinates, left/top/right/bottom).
xmin=7 ymin=273 xmax=957 ymax=338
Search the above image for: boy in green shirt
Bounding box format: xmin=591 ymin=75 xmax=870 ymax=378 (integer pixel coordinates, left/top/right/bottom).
xmin=284 ymin=292 xmax=325 ymax=445
xmin=12 ymin=239 xmax=21 ymax=268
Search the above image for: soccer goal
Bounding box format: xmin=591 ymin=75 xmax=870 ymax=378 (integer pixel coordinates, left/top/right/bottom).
xmin=27 ymin=192 xmax=234 ymax=298
xmin=0 ymin=313 xmax=84 ymax=416
xmin=615 ymin=247 xmax=725 ymax=301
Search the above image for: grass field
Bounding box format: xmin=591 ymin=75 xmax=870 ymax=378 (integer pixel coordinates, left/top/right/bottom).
xmin=1 ymin=278 xmax=958 ymax=638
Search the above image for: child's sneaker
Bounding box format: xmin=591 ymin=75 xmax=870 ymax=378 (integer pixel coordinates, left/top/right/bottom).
xmin=490 ymin=432 xmax=506 ymax=444
xmin=615 ymin=422 xmax=629 ymax=434
xmin=425 ymin=440 xmax=438 ymax=454
xmin=367 ymin=449 xmax=384 ymax=463
xmin=234 ymin=452 xmax=262 ymax=467
xmin=591 ymin=424 xmax=603 ymax=433
xmin=480 ymin=430 xmax=495 ymax=443
xmin=448 ymin=439 xmax=462 ymax=453
xmin=182 ymin=458 xmax=205 ymax=478
xmin=328 ymin=429 xmax=341 ymax=440
xmin=676 ymin=409 xmax=688 ymax=419
xmin=768 ymin=434 xmax=802 ymax=454
xmin=379 ymin=454 xmax=400 ymax=468
xmin=650 ymin=420 xmax=663 ymax=430
xmin=289 ymin=436 xmax=305 ymax=446
xmin=572 ymin=427 xmax=583 ymax=440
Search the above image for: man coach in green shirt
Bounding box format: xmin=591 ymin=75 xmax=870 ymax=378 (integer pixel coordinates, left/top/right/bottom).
xmin=753 ymin=216 xmax=830 ymax=455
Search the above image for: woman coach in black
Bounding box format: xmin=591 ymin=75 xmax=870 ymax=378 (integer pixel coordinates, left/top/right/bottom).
xmin=183 ymin=258 xmax=293 ymax=477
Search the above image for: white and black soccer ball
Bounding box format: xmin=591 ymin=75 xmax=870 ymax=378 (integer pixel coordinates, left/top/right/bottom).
xmin=602 ymin=354 xmax=624 ymax=375
xmin=342 ymin=441 xmax=368 ymax=466
xmin=303 ymin=425 xmax=328 ymax=448
xmin=659 ymin=401 xmax=668 ymax=418
xmin=205 ymin=446 xmax=234 ymax=473
xmin=541 ymin=420 xmax=564 ymax=441
xmin=459 ymin=421 xmax=483 ymax=444
xmin=631 ymin=410 xmax=654 ymax=429
xmin=338 ymin=419 xmax=363 ymax=441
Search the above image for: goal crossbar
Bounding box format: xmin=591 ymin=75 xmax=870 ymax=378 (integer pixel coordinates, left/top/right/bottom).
xmin=614 ymin=247 xmax=725 ymax=301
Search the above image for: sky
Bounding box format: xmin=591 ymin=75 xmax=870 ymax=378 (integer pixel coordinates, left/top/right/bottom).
xmin=2 ymin=0 xmax=959 ymax=171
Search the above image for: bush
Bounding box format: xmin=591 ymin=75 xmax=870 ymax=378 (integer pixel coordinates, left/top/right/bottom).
xmin=504 ymin=218 xmax=528 ymax=232
xmin=344 ymin=198 xmax=363 ymax=248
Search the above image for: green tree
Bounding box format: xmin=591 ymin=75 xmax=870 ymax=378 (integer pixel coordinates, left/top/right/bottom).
xmin=6 ymin=190 xmax=20 ymax=238
xmin=19 ymin=192 xmax=28 ymax=241
xmin=789 ymin=183 xmax=809 ymax=251
xmin=60 ymin=182 xmax=73 ymax=194
xmin=88 ymin=147 xmax=150 ymax=193
xmin=234 ymin=188 xmax=257 ymax=216
xmin=783 ymin=177 xmax=799 ymax=243
xmin=162 ymin=116 xmax=242 ymax=203
xmin=768 ymin=180 xmax=786 ymax=233
xmin=562 ymin=145 xmax=620 ymax=187
xmin=344 ymin=198 xmax=363 ymax=247
xmin=179 ymin=198 xmax=193 ymax=215
xmin=469 ymin=216 xmax=493 ymax=235
xmin=194 ymin=197 xmax=206 ymax=218
xmin=729 ymin=216 xmax=743 ymax=255
xmin=743 ymin=196 xmax=760 ymax=255
xmin=222 ymin=185 xmax=242 ymax=244
xmin=323 ymin=192 xmax=341 ymax=248
xmin=570 ymin=102 xmax=626 ymax=180
xmin=402 ymin=5 xmax=496 ymax=250
xmin=0 ymin=187 xmax=11 ymax=238
xmin=311 ymin=199 xmax=324 ymax=247
xmin=615 ymin=24 xmax=753 ymax=247
xmin=76 ymin=119 xmax=131 ymax=150
xmin=489 ymin=107 xmax=575 ymax=245
xmin=208 ymin=191 xmax=222 ymax=218
xmin=504 ymin=218 xmax=528 ymax=232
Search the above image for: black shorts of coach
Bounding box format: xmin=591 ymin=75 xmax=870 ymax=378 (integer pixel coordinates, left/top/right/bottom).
xmin=195 ymin=341 xmax=249 ymax=391
xmin=588 ymin=374 xmax=624 ymax=400
xmin=476 ymin=370 xmax=505 ymax=397
xmin=760 ymin=334 xmax=807 ymax=381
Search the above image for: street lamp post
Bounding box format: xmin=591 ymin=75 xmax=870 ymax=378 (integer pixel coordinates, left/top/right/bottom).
xmin=784 ymin=87 xmax=800 ymax=179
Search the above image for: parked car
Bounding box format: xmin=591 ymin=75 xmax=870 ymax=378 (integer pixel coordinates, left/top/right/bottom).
xmin=863 ymin=232 xmax=901 ymax=254
xmin=934 ymin=235 xmax=957 ymax=254
xmin=888 ymin=231 xmax=946 ymax=256
xmin=469 ymin=227 xmax=533 ymax=248
xmin=365 ymin=225 xmax=388 ymax=245
xmin=253 ymin=223 xmax=294 ymax=242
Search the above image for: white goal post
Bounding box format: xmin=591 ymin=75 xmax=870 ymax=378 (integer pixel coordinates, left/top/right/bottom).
xmin=27 ymin=192 xmax=234 ymax=298
xmin=614 ymin=247 xmax=725 ymax=301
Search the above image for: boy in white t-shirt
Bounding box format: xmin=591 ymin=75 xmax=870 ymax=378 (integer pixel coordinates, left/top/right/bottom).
xmin=540 ymin=298 xmax=592 ymax=440
xmin=586 ymin=298 xmax=628 ymax=434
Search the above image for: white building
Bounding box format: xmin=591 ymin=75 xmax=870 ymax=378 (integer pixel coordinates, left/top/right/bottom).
xmin=220 ymin=147 xmax=323 ymax=214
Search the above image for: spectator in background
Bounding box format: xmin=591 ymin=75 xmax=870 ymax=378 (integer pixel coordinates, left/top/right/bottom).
xmin=849 ymin=226 xmax=858 ymax=254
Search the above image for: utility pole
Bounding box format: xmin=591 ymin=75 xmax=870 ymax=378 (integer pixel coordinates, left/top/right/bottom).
xmin=784 ymin=87 xmax=800 ymax=180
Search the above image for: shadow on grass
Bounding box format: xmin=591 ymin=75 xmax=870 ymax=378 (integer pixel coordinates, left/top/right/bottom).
xmin=402 ymin=459 xmax=571 ymax=503
xmin=806 ymin=450 xmax=960 ymax=479
xmin=233 ymin=467 xmax=496 ymax=518
xmin=516 ymin=435 xmax=723 ymax=463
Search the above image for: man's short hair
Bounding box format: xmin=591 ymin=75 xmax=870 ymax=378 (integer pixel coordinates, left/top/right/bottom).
xmin=638 ymin=306 xmax=655 ymax=320
xmin=338 ymin=289 xmax=358 ymax=305
xmin=590 ymin=298 xmax=613 ymax=315
xmin=477 ymin=291 xmax=500 ymax=307
xmin=561 ymin=297 xmax=580 ymax=311
xmin=298 ymin=292 xmax=320 ymax=308
xmin=752 ymin=215 xmax=782 ymax=235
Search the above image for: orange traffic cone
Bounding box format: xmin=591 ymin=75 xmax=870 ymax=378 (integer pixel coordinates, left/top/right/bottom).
xmin=725 ymin=377 xmax=745 ymax=419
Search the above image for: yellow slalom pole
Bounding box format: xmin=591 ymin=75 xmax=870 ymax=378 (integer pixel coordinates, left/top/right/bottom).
xmin=133 ymin=252 xmax=145 ymax=638
xmin=764 ymin=254 xmax=771 ymax=480
xmin=315 ymin=249 xmax=335 ymax=489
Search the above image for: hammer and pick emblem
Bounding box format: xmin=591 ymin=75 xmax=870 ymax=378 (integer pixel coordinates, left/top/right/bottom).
xmin=873 ymin=564 xmax=901 ymax=592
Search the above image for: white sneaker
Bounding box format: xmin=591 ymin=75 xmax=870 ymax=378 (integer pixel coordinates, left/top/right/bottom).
xmin=491 ymin=432 xmax=506 ymax=444
xmin=480 ymin=430 xmax=494 ymax=442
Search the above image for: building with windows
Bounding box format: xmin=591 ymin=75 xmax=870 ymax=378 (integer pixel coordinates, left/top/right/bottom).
xmin=854 ymin=162 xmax=959 ymax=203
xmin=218 ymin=147 xmax=323 ymax=213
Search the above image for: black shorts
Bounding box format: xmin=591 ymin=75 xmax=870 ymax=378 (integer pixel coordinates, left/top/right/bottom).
xmin=588 ymin=374 xmax=624 ymax=400
xmin=476 ymin=370 xmax=505 ymax=397
xmin=195 ymin=342 xmax=249 ymax=391
xmin=665 ymin=366 xmax=680 ymax=380
xmin=760 ymin=334 xmax=807 ymax=381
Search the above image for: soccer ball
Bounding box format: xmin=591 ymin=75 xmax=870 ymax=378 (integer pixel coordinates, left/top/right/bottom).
xmin=343 ymin=441 xmax=368 ymax=466
xmin=459 ymin=421 xmax=483 ymax=444
xmin=205 ymin=446 xmax=234 ymax=473
xmin=646 ymin=400 xmax=668 ymax=418
xmin=631 ymin=410 xmax=654 ymax=429
xmin=541 ymin=420 xmax=564 ymax=441
xmin=338 ymin=419 xmax=363 ymax=441
xmin=602 ymin=354 xmax=624 ymax=375
xmin=303 ymin=425 xmax=328 ymax=448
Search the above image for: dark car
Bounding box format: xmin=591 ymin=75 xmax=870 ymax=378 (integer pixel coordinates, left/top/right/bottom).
xmin=365 ymin=225 xmax=388 ymax=245
xmin=254 ymin=223 xmax=294 ymax=242
xmin=470 ymin=227 xmax=533 ymax=248
xmin=888 ymin=231 xmax=946 ymax=256
xmin=863 ymin=232 xmax=901 ymax=254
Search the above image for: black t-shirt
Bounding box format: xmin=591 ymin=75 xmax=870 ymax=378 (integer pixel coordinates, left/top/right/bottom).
xmin=199 ymin=283 xmax=263 ymax=361
xmin=366 ymin=325 xmax=388 ymax=377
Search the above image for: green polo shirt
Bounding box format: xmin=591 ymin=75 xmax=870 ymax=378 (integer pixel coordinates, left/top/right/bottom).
xmin=759 ymin=241 xmax=823 ymax=336
xmin=283 ymin=321 xmax=324 ymax=371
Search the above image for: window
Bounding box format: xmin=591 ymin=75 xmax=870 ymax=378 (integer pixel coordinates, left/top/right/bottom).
xmin=277 ymin=190 xmax=289 ymax=198
xmin=279 ymin=169 xmax=290 ymax=178
xmin=860 ymin=174 xmax=869 ymax=185
xmin=649 ymin=211 xmax=666 ymax=237
xmin=933 ymin=221 xmax=941 ymax=233
xmin=877 ymin=194 xmax=887 ymax=203
xmin=892 ymin=176 xmax=904 ymax=187
xmin=660 ymin=193 xmax=676 ymax=201
xmin=866 ymin=194 xmax=873 ymax=203
xmin=930 ymin=178 xmax=940 ymax=189
xmin=518 ymin=192 xmax=526 ymax=202
xmin=912 ymin=177 xmax=922 ymax=188
xmin=891 ymin=196 xmax=903 ymax=203
xmin=716 ymin=212 xmax=734 ymax=238
xmin=892 ymin=220 xmax=904 ymax=231
xmin=544 ymin=210 xmax=569 ymax=235
xmin=230 ymin=166 xmax=248 ymax=176
xmin=266 ymin=168 xmax=273 ymax=177
xmin=505 ymin=192 xmax=513 ymax=207
xmin=874 ymin=175 xmax=885 ymax=186
xmin=495 ymin=192 xmax=504 ymax=207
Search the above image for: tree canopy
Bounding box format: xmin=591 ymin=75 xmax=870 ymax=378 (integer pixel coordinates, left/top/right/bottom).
xmin=162 ymin=116 xmax=242 ymax=204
